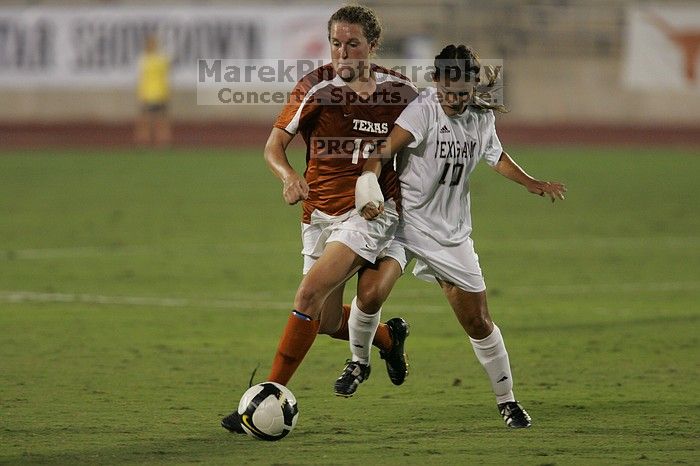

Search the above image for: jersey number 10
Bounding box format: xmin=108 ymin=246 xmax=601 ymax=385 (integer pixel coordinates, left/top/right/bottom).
xmin=438 ymin=162 xmax=464 ymax=186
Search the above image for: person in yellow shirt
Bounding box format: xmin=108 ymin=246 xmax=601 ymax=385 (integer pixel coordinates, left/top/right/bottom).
xmin=135 ymin=35 xmax=171 ymax=147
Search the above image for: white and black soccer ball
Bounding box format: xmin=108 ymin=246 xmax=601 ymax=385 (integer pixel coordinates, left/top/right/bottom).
xmin=237 ymin=382 xmax=298 ymax=441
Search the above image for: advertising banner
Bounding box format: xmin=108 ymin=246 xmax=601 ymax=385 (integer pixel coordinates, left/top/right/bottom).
xmin=0 ymin=6 xmax=333 ymax=88
xmin=624 ymin=5 xmax=700 ymax=92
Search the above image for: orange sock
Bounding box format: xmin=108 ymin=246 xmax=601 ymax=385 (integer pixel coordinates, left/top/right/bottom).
xmin=373 ymin=323 xmax=392 ymax=352
xmin=267 ymin=311 xmax=320 ymax=386
xmin=328 ymin=303 xmax=393 ymax=352
xmin=328 ymin=304 xmax=351 ymax=341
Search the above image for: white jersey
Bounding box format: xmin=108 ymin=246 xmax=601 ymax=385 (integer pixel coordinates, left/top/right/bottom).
xmin=394 ymin=87 xmax=503 ymax=246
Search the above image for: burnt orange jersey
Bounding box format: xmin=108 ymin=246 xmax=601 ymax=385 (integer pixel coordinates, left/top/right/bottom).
xmin=274 ymin=63 xmax=417 ymax=223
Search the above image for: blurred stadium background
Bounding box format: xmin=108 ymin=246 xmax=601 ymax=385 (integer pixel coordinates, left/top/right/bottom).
xmin=1 ymin=0 xmax=699 ymax=147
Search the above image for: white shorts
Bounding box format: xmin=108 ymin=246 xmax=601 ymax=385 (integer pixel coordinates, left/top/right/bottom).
xmin=301 ymin=200 xmax=404 ymax=274
xmin=392 ymin=222 xmax=486 ymax=293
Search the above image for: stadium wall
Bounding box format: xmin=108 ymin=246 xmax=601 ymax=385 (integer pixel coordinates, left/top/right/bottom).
xmin=2 ymin=122 xmax=698 ymax=149
xmin=2 ymin=56 xmax=699 ymax=125
xmin=0 ymin=0 xmax=698 ymax=147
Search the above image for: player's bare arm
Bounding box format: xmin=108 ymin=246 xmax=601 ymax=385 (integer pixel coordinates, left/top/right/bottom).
xmin=357 ymin=125 xmax=415 ymax=220
xmin=492 ymin=151 xmax=566 ymax=203
xmin=264 ymin=127 xmax=309 ymax=205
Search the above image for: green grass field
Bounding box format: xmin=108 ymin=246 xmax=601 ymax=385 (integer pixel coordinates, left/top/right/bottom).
xmin=1 ymin=147 xmax=698 ymax=465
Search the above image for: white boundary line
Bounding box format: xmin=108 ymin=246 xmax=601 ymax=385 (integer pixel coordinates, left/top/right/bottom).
xmin=0 ymin=241 xmax=301 ymax=260
xmin=0 ymin=282 xmax=697 ymax=311
xmin=0 ymin=291 xmax=291 ymax=310
xmin=1 ymin=236 xmax=697 ymax=260
xmin=0 ymin=290 xmax=451 ymax=312
xmin=0 ymin=290 xmax=448 ymax=312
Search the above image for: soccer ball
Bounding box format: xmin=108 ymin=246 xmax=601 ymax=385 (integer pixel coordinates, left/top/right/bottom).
xmin=237 ymin=382 xmax=298 ymax=441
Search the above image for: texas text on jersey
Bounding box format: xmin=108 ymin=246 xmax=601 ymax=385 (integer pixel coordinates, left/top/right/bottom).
xmin=274 ymin=63 xmax=417 ymax=223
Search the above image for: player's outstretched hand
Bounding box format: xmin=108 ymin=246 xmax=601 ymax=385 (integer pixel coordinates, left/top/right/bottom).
xmin=528 ymin=180 xmax=567 ymax=203
xmin=282 ymin=173 xmax=309 ymax=205
xmin=360 ymin=201 xmax=384 ymax=220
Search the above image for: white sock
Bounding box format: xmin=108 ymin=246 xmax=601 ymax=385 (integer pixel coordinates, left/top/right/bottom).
xmin=348 ymin=296 xmax=381 ymax=365
xmin=469 ymin=324 xmax=516 ymax=404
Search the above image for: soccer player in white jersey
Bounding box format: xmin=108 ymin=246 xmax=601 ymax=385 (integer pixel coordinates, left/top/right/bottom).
xmin=355 ymin=44 xmax=566 ymax=428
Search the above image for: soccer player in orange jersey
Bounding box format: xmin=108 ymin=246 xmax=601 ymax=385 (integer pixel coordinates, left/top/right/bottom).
xmin=222 ymin=5 xmax=417 ymax=434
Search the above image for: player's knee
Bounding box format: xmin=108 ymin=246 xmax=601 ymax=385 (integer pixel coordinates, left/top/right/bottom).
xmin=293 ymin=283 xmax=324 ymax=318
xmin=356 ymin=284 xmax=386 ymax=314
xmin=454 ymin=299 xmax=493 ymax=338
xmin=464 ymin=312 xmax=493 ymax=339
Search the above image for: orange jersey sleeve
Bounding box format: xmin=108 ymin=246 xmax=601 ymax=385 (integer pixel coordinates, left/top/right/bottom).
xmin=274 ymin=66 xmax=335 ymax=135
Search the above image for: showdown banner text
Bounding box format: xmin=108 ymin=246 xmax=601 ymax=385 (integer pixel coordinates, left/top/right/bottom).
xmin=0 ymin=5 xmax=332 ymax=88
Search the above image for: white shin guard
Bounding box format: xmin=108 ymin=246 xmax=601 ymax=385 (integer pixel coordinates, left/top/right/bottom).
xmin=469 ymin=324 xmax=516 ymax=404
xmin=348 ymin=296 xmax=381 ymax=365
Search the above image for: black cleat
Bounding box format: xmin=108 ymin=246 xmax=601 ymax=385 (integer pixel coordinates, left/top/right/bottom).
xmin=334 ymin=360 xmax=371 ymax=397
xmin=221 ymin=411 xmax=245 ymax=434
xmin=498 ymin=401 xmax=532 ymax=428
xmin=379 ymin=317 xmax=410 ymax=385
